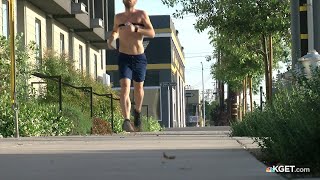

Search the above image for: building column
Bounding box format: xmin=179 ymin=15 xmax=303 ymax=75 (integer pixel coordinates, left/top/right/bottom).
xmin=292 ymin=0 xmax=320 ymax=68
xmin=291 ymin=0 xmax=301 ymax=67
xmin=299 ymin=0 xmax=308 ymax=58
xmin=313 ymin=0 xmax=320 ymax=52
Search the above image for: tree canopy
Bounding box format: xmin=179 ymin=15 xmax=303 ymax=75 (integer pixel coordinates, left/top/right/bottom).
xmin=162 ymin=0 xmax=291 ymax=91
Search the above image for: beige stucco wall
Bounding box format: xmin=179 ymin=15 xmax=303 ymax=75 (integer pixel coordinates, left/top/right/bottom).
xmin=25 ymin=1 xmax=47 ymax=61
xmin=52 ymin=21 xmax=69 ymax=55
xmin=88 ymin=47 xmax=105 ymax=79
xmin=73 ymin=34 xmax=87 ymax=73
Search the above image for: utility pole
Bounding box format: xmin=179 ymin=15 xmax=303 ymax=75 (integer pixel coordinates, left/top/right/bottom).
xmin=9 ymin=0 xmax=19 ymax=138
xmin=201 ymin=62 xmax=205 ymax=127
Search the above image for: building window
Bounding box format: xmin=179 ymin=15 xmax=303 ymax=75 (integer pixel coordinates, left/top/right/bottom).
xmin=94 ymin=54 xmax=98 ymax=80
xmin=79 ymin=45 xmax=83 ymax=73
xmin=2 ymin=0 xmax=8 ymax=38
xmin=35 ymin=18 xmax=42 ymax=66
xmin=60 ymin=33 xmax=65 ymax=54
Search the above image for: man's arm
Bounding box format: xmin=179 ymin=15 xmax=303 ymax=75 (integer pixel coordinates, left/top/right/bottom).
xmin=108 ymin=15 xmax=119 ymax=49
xmin=136 ymin=11 xmax=155 ymax=38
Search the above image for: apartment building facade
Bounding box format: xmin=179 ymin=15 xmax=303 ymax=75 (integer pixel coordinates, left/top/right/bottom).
xmin=106 ymin=15 xmax=186 ymax=128
xmin=0 ymin=0 xmax=114 ymax=81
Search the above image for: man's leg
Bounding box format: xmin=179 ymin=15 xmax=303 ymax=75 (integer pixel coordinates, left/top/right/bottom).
xmin=132 ymin=53 xmax=147 ymax=130
xmin=120 ymin=78 xmax=131 ymax=119
xmin=133 ymin=81 xmax=144 ymax=113
xmin=133 ymin=81 xmax=144 ymax=129
xmin=120 ymin=78 xmax=134 ymax=132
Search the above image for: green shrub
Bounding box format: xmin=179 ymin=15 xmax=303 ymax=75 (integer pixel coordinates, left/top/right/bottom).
xmin=18 ymin=102 xmax=73 ymax=136
xmin=141 ymin=116 xmax=162 ymax=132
xmin=62 ymin=105 xmax=92 ymax=135
xmin=0 ymin=92 xmax=14 ymax=137
xmin=0 ymin=93 xmax=73 ymax=137
xmin=99 ymin=109 xmax=123 ymax=133
xmin=231 ymin=68 xmax=320 ymax=169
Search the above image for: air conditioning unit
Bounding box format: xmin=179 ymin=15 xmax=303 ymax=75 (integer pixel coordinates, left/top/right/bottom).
xmin=71 ymin=2 xmax=88 ymax=14
xmin=91 ymin=18 xmax=104 ymax=28
xmin=102 ymin=73 xmax=110 ymax=86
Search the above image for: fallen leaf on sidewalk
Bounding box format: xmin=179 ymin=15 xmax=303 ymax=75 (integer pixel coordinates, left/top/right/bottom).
xmin=163 ymin=152 xmax=176 ymax=160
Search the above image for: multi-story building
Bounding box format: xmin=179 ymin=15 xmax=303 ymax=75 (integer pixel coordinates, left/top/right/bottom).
xmin=106 ymin=15 xmax=186 ymax=128
xmin=0 ymin=0 xmax=115 ymax=81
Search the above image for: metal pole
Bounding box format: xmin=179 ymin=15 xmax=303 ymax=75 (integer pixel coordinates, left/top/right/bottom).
xmin=201 ymin=62 xmax=205 ymax=127
xmin=186 ymin=96 xmax=189 ymax=126
xmin=146 ymin=105 xmax=149 ymax=122
xmin=307 ymin=0 xmax=314 ymax=51
xmin=260 ymin=86 xmax=263 ymax=111
xmin=9 ymin=0 xmax=19 ymax=138
xmin=90 ymin=87 xmax=93 ymax=117
xmin=58 ymin=76 xmax=62 ymax=112
xmin=111 ymin=94 xmax=114 ymax=132
xmin=167 ymin=86 xmax=170 ymax=128
xmin=249 ymin=76 xmax=253 ymax=112
xmin=159 ymin=87 xmax=162 ymax=122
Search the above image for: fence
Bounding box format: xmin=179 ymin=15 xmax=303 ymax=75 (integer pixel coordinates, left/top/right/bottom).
xmin=31 ymin=73 xmax=149 ymax=132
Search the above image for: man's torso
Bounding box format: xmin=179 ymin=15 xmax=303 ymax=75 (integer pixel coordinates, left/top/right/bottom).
xmin=116 ymin=10 xmax=145 ymax=55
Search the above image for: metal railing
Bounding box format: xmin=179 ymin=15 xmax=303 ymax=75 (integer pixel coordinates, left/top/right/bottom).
xmin=31 ymin=72 xmax=149 ymax=132
xmin=31 ymin=72 xmax=120 ymax=131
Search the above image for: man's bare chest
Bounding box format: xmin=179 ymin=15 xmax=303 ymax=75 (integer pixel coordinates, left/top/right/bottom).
xmin=118 ymin=14 xmax=144 ymax=26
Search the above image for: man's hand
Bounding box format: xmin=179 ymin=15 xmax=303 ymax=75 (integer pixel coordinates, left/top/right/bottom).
xmin=125 ymin=22 xmax=136 ymax=33
xmin=107 ymin=39 xmax=116 ymax=50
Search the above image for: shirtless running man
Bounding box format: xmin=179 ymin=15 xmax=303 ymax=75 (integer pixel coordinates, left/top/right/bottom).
xmin=108 ymin=0 xmax=155 ymax=132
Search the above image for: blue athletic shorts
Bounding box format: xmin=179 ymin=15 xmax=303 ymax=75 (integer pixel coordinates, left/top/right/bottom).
xmin=118 ymin=52 xmax=147 ymax=82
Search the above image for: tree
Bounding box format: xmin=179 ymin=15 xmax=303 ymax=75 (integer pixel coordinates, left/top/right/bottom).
xmin=162 ymin=0 xmax=291 ymax=103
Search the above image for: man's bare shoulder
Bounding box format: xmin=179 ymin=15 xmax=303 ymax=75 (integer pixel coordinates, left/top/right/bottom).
xmin=115 ymin=12 xmax=126 ymax=18
xmin=135 ymin=9 xmax=148 ymax=16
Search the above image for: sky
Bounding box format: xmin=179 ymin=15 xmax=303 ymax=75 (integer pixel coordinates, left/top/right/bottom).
xmin=115 ymin=0 xmax=216 ymax=91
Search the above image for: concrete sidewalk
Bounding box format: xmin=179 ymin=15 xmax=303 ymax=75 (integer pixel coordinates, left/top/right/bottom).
xmin=0 ymin=130 xmax=283 ymax=180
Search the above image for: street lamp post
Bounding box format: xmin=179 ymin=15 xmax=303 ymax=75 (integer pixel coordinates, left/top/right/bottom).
xmin=201 ymin=62 xmax=205 ymax=127
xmin=9 ymin=0 xmax=19 ymax=138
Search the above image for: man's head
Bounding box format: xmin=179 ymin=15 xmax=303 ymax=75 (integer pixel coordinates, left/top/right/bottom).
xmin=123 ymin=0 xmax=137 ymax=9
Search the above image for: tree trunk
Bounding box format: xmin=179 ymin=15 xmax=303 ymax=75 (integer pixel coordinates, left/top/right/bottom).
xmin=249 ymin=75 xmax=253 ymax=112
xmin=220 ymin=81 xmax=225 ymax=111
xmin=268 ymin=34 xmax=273 ymax=104
xmin=243 ymin=77 xmax=247 ymax=116
xmin=217 ymin=49 xmax=225 ymax=112
xmin=227 ymin=85 xmax=238 ymax=121
xmin=238 ymin=91 xmax=242 ymax=121
xmin=262 ymin=35 xmax=270 ymax=102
